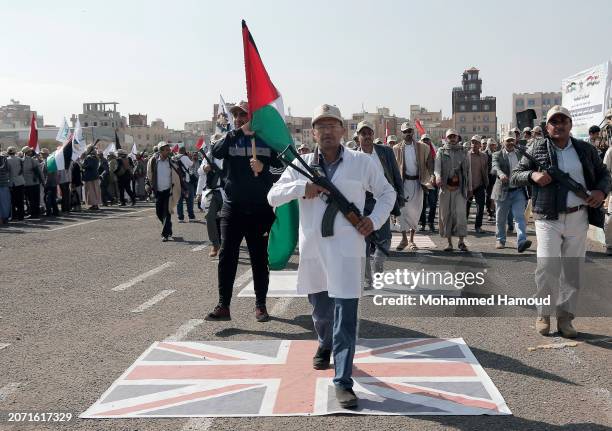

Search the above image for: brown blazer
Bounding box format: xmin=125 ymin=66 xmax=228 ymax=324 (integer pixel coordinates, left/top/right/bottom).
xmin=392 ymin=140 xmax=433 ymax=185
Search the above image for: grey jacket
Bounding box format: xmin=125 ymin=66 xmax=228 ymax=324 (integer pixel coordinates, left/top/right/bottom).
xmin=6 ymin=156 xmax=25 ymax=187
xmin=491 ymin=149 xmax=528 ymax=202
xmin=0 ymin=156 xmax=10 ymax=187
xmin=510 ymin=137 xmax=611 ymax=220
xmin=23 ymin=155 xmax=42 ymax=186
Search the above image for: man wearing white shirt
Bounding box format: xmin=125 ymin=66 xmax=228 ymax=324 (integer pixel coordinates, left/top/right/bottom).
xmin=175 ymin=145 xmax=195 ymax=222
xmin=197 ymin=135 xmax=225 ymax=257
xmin=268 ymin=104 xmax=396 ymax=409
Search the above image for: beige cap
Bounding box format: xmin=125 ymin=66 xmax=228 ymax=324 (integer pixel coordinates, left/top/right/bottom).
xmin=546 ymin=105 xmax=572 ymax=123
xmin=229 ymin=101 xmax=248 ymax=115
xmin=532 ymin=125 xmax=543 ymax=133
xmin=6 ymin=146 xmax=16 ymax=155
xmin=312 ymin=104 xmax=343 ymax=126
xmin=356 ymin=120 xmax=374 ymax=133
xmin=486 ymin=138 xmax=496 ymax=145
xmin=504 ymin=132 xmax=516 ymax=141
xmin=511 ymin=127 xmax=520 ymax=133
xmin=21 ymin=146 xmax=31 ymax=154
xmin=386 ymin=135 xmax=397 ymax=143
xmin=373 ymin=138 xmax=383 ymax=144
xmin=470 ymin=135 xmax=481 ymax=142
xmin=420 ymin=134 xmax=431 ymax=141
xmin=400 ymin=122 xmax=413 ymax=132
xmin=522 ymin=127 xmax=532 ymax=133
xmin=157 ymin=141 xmax=171 ymax=149
xmin=445 ymin=128 xmax=458 ymax=138
xmin=40 ymin=148 xmax=50 ymax=154
xmin=344 ymin=140 xmax=357 ymax=149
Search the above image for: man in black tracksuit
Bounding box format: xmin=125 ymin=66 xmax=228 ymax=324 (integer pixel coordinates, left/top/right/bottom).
xmin=206 ymin=101 xmax=283 ymax=322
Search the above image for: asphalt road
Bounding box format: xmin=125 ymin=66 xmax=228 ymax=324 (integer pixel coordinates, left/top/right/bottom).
xmin=0 ymin=203 xmax=610 ymax=431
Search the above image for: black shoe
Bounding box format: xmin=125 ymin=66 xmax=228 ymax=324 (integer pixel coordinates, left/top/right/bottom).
xmin=312 ymin=346 xmax=331 ymax=370
xmin=517 ymin=239 xmax=532 ymax=253
xmin=429 ymin=224 xmax=436 ymax=232
xmin=205 ymin=305 xmax=231 ymax=321
xmin=335 ymin=386 xmax=358 ymax=409
xmin=474 ymin=227 xmax=482 ymax=234
xmin=419 ymin=225 xmax=426 ymax=232
xmin=255 ymin=306 xmax=270 ymax=322
xmin=161 ymin=236 xmax=169 ymax=242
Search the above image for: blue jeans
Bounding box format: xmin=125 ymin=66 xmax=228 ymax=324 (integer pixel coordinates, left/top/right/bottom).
xmin=176 ymin=182 xmax=195 ymax=220
xmin=308 ymin=291 xmax=359 ymax=389
xmin=495 ymin=189 xmax=527 ymax=246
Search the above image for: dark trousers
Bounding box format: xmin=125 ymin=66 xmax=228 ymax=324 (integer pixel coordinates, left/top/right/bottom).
xmin=118 ymin=177 xmax=135 ymax=205
xmin=44 ymin=186 xmax=59 ymax=216
xmin=25 ymin=184 xmax=40 ymax=217
xmin=177 ymin=182 xmax=195 ymax=220
xmin=10 ymin=185 xmax=25 ymax=220
xmin=205 ymin=190 xmax=223 ymax=247
xmin=101 ymin=178 xmax=112 ymax=205
xmin=466 ymin=185 xmax=486 ymax=228
xmin=59 ymin=183 xmax=71 ymax=212
xmin=419 ymin=187 xmax=438 ymax=227
xmin=218 ymin=208 xmax=275 ymax=308
xmin=155 ymin=189 xmax=173 ymax=238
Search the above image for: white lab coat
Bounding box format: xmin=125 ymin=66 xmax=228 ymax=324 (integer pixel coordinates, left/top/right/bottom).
xmin=267 ymin=148 xmax=396 ymax=298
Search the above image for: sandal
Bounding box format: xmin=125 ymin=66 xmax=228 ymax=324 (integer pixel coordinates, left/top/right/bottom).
xmin=458 ymin=242 xmax=469 ymax=252
xmin=408 ymin=242 xmax=418 ymax=251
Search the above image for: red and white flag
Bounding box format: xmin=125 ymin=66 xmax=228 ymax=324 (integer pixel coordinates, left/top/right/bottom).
xmin=415 ymin=119 xmax=426 ymax=136
xmin=195 ymin=136 xmax=205 ymax=151
xmin=28 ymin=113 xmax=39 ymax=153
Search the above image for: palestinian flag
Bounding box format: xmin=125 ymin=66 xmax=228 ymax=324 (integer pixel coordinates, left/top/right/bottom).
xmin=47 ymin=138 xmax=73 ymax=174
xmin=242 ymin=20 xmax=298 ymax=270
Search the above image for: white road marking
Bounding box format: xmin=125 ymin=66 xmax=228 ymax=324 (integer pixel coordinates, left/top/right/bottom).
xmin=131 ymin=289 xmax=175 ymax=313
xmin=164 ymin=319 xmax=204 ymax=341
xmin=181 ymin=417 xmax=213 ymax=431
xmin=48 ymin=208 xmax=153 ymax=232
xmin=112 ymin=262 xmax=176 ymax=292
xmin=0 ymin=343 xmax=10 ymax=351
xmin=191 ymin=242 xmax=209 ymax=252
xmin=234 ymin=269 xmax=253 ymax=288
xmin=270 ymin=298 xmax=294 ymax=316
xmin=0 ymin=382 xmax=21 ymax=401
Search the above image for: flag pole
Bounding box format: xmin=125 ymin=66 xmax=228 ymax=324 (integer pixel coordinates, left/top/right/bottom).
xmin=251 ymin=136 xmax=258 ymax=177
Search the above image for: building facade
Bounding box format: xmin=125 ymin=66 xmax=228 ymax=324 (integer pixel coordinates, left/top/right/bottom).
xmin=452 ymin=67 xmax=497 ymax=140
xmin=0 ymin=99 xmax=43 ymax=129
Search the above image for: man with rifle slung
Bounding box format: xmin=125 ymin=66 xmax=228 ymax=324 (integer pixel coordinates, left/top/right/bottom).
xmin=197 ymin=133 xmax=224 ymax=257
xmin=511 ymin=105 xmax=610 ymax=338
xmin=267 ymin=104 xmax=396 ymax=409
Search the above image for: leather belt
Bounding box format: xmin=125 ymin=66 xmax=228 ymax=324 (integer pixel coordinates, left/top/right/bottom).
xmin=564 ymin=205 xmax=585 ymax=214
xmin=404 ymin=175 xmax=419 ymax=180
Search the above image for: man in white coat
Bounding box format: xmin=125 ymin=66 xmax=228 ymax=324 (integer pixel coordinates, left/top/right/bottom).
xmin=268 ymin=104 xmax=396 ymax=409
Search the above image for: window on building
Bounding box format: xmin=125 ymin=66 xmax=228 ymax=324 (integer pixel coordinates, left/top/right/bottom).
xmin=554 ymin=98 xmax=560 ymax=104
xmin=460 ymin=127 xmax=466 ymax=133
xmin=516 ymin=99 xmax=524 ymax=107
xmin=93 ymin=122 xmax=98 ymax=126
xmin=146 ymin=134 xmax=150 ymax=140
xmin=483 ymin=126 xmax=489 ymax=132
xmin=111 ymin=122 xmax=115 ymax=127
xmin=543 ymin=98 xmax=550 ymax=105
xmin=483 ymin=104 xmax=490 ymax=111
xmin=473 ymin=126 xmax=477 ymax=132
xmin=527 ymin=99 xmax=535 ymax=107
xmin=84 ymin=122 xmax=88 ymax=127
xmin=137 ymin=134 xmax=141 ymax=139
xmin=472 ymin=105 xmax=478 ymax=111
xmin=468 ymin=83 xmax=477 ymax=90
xmin=460 ymin=116 xmax=465 ymax=123
xmin=459 ymin=105 xmax=466 ymax=111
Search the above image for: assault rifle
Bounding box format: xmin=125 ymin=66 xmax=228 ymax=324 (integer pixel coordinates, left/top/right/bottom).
xmin=516 ymin=145 xmax=605 ymax=227
xmin=278 ymin=145 xmax=390 ymax=256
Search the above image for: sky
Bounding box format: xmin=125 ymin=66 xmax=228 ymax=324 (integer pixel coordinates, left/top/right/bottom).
xmin=2 ymin=0 xmax=612 ymax=130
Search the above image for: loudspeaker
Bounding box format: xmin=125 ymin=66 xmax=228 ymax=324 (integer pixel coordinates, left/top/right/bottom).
xmin=516 ymin=109 xmax=537 ymax=130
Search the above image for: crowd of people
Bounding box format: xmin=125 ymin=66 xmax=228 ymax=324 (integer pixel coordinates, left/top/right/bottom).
xmin=2 ymin=102 xmax=611 ymax=409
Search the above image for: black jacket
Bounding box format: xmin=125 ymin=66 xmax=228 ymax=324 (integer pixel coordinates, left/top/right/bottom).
xmin=364 ymin=144 xmax=404 ymax=217
xmin=211 ymin=128 xmax=283 ymax=214
xmin=510 ymin=137 xmax=611 ymax=221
